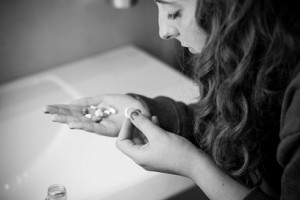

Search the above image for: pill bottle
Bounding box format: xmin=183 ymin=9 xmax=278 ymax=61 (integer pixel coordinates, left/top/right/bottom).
xmin=45 ymin=184 xmax=67 ymax=200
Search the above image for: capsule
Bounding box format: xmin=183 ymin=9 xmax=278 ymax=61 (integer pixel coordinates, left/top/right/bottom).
xmin=95 ymin=109 xmax=104 ymax=117
xmin=102 ymin=111 xmax=110 ymax=118
xmin=124 ymin=107 xmax=131 ymax=118
xmin=109 ymin=107 xmax=117 ymax=114
xmin=104 ymin=110 xmax=111 ymax=115
xmin=84 ymin=114 xmax=92 ymax=119
xmin=92 ymin=116 xmax=102 ymax=123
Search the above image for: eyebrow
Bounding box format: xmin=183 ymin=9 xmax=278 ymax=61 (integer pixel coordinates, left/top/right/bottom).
xmin=153 ymin=0 xmax=176 ymax=5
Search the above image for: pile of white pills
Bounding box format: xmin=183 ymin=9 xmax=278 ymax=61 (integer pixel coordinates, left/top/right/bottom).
xmin=83 ymin=105 xmax=117 ymax=123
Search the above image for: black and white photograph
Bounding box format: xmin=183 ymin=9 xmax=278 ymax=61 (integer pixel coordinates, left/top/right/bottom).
xmin=1 ymin=0 xmax=299 ymax=199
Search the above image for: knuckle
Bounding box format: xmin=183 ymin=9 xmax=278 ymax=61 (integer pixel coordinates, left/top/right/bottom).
xmin=135 ymin=158 xmax=145 ymax=167
xmin=115 ymin=140 xmax=121 ymax=148
xmin=135 ymin=157 xmax=151 ymax=169
xmin=141 ymin=165 xmax=153 ymax=172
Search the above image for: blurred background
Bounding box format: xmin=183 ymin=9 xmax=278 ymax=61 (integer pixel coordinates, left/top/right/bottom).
xmin=0 ymin=0 xmax=183 ymax=84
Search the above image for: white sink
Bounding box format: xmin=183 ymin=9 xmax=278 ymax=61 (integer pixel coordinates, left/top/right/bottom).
xmin=0 ymin=75 xmax=186 ymax=200
xmin=0 ymin=76 xmax=80 ymax=199
xmin=0 ymin=46 xmax=198 ymax=200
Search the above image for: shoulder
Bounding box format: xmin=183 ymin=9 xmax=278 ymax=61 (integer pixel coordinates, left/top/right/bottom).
xmin=277 ymin=64 xmax=300 ymax=197
xmin=278 ymin=62 xmax=300 ymax=166
xmin=280 ymin=62 xmax=300 ymax=123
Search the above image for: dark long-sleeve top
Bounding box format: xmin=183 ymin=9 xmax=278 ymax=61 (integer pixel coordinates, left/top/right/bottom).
xmin=128 ymin=66 xmax=300 ymax=200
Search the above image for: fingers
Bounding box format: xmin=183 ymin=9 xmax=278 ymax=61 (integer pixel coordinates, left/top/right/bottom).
xmin=68 ymin=121 xmax=95 ymax=131
xmin=51 ymin=114 xmax=90 ymax=124
xmin=135 ymin=116 xmax=159 ymax=143
xmin=116 ymin=118 xmax=143 ymax=159
xmin=126 ymin=108 xmax=163 ymax=141
xmin=43 ymin=105 xmax=66 ymax=114
xmin=68 ymin=121 xmax=114 ymax=137
xmin=43 ymin=105 xmax=83 ymax=117
xmin=70 ymin=95 xmax=104 ymax=106
xmin=117 ymin=118 xmax=133 ymax=141
xmin=116 ymin=110 xmax=163 ymax=166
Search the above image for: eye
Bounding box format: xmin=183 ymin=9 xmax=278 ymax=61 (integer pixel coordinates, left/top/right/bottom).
xmin=167 ymin=10 xmax=181 ymax=20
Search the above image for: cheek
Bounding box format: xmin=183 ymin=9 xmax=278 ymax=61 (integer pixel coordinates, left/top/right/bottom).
xmin=194 ymin=34 xmax=207 ymax=53
xmin=186 ymin=24 xmax=207 ymax=52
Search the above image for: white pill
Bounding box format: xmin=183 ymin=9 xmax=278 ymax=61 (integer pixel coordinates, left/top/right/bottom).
xmin=124 ymin=107 xmax=131 ymax=118
xmin=104 ymin=110 xmax=111 ymax=115
xmin=102 ymin=113 xmax=109 ymax=118
xmin=95 ymin=109 xmax=103 ymax=117
xmin=92 ymin=116 xmax=102 ymax=123
xmin=85 ymin=114 xmax=92 ymax=118
xmin=90 ymin=106 xmax=97 ymax=109
xmin=124 ymin=107 xmax=141 ymax=119
xmin=109 ymin=107 xmax=117 ymax=114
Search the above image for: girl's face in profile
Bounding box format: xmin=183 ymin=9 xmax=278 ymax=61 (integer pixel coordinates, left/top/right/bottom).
xmin=154 ymin=0 xmax=207 ymax=54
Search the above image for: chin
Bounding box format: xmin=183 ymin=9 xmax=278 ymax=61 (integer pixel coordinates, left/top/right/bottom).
xmin=188 ymin=47 xmax=199 ymax=54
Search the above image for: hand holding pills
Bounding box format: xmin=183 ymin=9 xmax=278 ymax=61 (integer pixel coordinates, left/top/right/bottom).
xmin=43 ymin=94 xmax=150 ymax=137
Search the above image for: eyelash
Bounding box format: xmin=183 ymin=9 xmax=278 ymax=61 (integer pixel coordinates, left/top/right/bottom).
xmin=167 ymin=10 xmax=181 ymax=20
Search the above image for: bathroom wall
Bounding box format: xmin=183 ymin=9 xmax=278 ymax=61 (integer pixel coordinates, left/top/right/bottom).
xmin=0 ymin=0 xmax=179 ymax=84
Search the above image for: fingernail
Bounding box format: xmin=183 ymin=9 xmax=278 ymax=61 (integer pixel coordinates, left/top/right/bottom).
xmin=130 ymin=109 xmax=141 ymax=120
xmin=125 ymin=107 xmax=141 ymax=119
xmin=69 ymin=123 xmax=75 ymax=129
xmin=42 ymin=105 xmax=49 ymax=113
xmin=51 ymin=115 xmax=57 ymax=121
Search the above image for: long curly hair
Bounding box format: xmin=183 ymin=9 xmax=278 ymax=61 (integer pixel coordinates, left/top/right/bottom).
xmin=191 ymin=0 xmax=300 ymax=186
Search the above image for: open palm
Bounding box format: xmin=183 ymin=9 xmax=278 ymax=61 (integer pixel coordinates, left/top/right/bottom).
xmin=43 ymin=94 xmax=150 ymax=137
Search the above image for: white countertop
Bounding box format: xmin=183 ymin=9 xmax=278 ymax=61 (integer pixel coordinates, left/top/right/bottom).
xmin=0 ymin=45 xmax=200 ymax=200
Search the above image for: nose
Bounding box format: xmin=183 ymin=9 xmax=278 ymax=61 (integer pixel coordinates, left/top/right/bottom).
xmin=158 ymin=18 xmax=179 ymax=40
xmin=159 ymin=27 xmax=179 ymax=40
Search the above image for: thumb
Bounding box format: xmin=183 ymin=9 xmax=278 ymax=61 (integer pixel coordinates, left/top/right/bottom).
xmin=116 ymin=118 xmax=143 ymax=159
xmin=126 ymin=107 xmax=164 ymax=141
xmin=117 ymin=118 xmax=133 ymax=142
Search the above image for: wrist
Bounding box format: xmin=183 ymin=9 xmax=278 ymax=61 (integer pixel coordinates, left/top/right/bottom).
xmin=187 ymin=149 xmax=212 ymax=181
xmin=187 ymin=150 xmax=250 ymax=200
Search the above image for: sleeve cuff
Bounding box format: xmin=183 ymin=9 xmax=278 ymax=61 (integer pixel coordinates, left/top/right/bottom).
xmin=126 ymin=93 xmax=198 ymax=146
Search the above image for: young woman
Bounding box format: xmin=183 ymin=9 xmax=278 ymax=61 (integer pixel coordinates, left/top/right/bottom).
xmin=44 ymin=0 xmax=300 ymax=199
